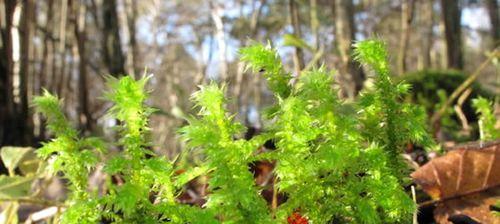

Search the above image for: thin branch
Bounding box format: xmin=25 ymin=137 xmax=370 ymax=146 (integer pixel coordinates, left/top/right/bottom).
xmin=0 ymin=197 xmax=65 ymax=207
xmin=431 ymin=48 xmax=499 ymax=127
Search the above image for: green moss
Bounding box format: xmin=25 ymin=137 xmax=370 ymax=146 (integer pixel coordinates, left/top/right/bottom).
xmin=33 ymin=39 xmax=435 ymax=224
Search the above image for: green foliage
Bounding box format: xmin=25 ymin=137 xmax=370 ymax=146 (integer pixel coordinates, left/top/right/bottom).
xmin=180 ymin=84 xmax=272 ymax=223
xmin=354 ymin=40 xmax=433 ymax=178
xmin=268 ymin=66 xmax=417 ymax=223
xmin=15 ymin=39 xmax=435 ymax=223
xmin=34 ymin=90 xmax=100 ymax=202
xmin=239 ymin=43 xmax=292 ymax=98
xmin=180 ymin=40 xmax=434 ymax=223
xmin=472 ymin=97 xmax=499 ymax=140
xmin=31 ymin=77 xmax=215 ymax=224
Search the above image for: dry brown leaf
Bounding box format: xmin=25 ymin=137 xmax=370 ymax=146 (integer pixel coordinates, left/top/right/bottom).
xmin=411 ymin=140 xmax=500 ymax=223
xmin=412 ymin=140 xmax=500 ymax=200
xmin=433 ymin=188 xmax=500 ymax=224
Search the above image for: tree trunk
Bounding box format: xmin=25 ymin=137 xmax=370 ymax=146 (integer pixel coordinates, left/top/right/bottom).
xmin=0 ymin=0 xmax=17 ymax=145
xmin=102 ymin=0 xmax=126 ymax=77
xmin=440 ymin=0 xmax=463 ymax=69
xmin=125 ymin=0 xmax=140 ymax=78
xmin=310 ymin=0 xmax=319 ymax=51
xmin=55 ymin=0 xmax=67 ymax=96
xmin=35 ymin=0 xmax=54 ymax=140
xmin=233 ymin=0 xmax=266 ymax=114
xmin=74 ymin=0 xmax=92 ymax=132
xmin=418 ymin=0 xmax=433 ymax=70
xmin=334 ymin=0 xmax=365 ymax=98
xmin=36 ymin=6 xmax=52 ymax=91
xmin=289 ymin=0 xmax=305 ymax=76
xmin=210 ymin=1 xmax=228 ymax=82
xmin=19 ymin=0 xmax=34 ymax=144
xmin=486 ymin=0 xmax=499 ymax=48
xmin=397 ymin=0 xmax=415 ymax=75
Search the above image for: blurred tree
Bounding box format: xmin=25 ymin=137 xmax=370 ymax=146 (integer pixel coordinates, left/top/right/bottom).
xmin=19 ymin=0 xmax=34 ymax=144
xmin=417 ymin=0 xmax=434 ymax=70
xmin=310 ymin=0 xmax=319 ymax=51
xmin=397 ymin=0 xmax=415 ymax=75
xmin=102 ymin=0 xmax=125 ymax=77
xmin=210 ymin=0 xmax=228 ymax=82
xmin=333 ymin=0 xmax=365 ymax=98
xmin=289 ymin=0 xmax=305 ymax=76
xmin=125 ymin=0 xmax=140 ymax=77
xmin=0 ymin=0 xmax=17 ymax=146
xmin=73 ymin=0 xmax=92 ymax=132
xmin=486 ymin=0 xmax=499 ymax=48
xmin=54 ymin=0 xmax=68 ymax=96
xmin=441 ymin=0 xmax=463 ymax=69
xmin=35 ymin=0 xmax=55 ymax=140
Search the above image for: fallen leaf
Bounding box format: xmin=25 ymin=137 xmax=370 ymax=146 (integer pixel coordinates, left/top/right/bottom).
xmin=433 ymin=188 xmax=500 ymax=224
xmin=412 ymin=140 xmax=500 ymax=223
xmin=411 ymin=140 xmax=500 ymax=200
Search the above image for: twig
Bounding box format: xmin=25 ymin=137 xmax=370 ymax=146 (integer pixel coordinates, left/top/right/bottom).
xmin=303 ymin=46 xmax=324 ymax=71
xmin=24 ymin=206 xmax=61 ymax=224
xmin=0 ymin=197 xmax=65 ymax=207
xmin=431 ymin=48 xmax=499 ymax=127
xmin=271 ymin=176 xmax=278 ymax=217
xmin=411 ymin=185 xmax=418 ymax=224
xmin=454 ymin=87 xmax=472 ymax=133
xmin=417 ymin=184 xmax=500 ymax=208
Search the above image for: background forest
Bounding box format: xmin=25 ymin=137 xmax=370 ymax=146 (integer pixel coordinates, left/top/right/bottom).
xmin=0 ymin=0 xmax=499 ymax=223
xmin=0 ymin=0 xmax=498 ymax=154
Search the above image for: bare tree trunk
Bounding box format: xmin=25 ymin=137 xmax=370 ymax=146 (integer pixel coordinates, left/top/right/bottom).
xmin=310 ymin=0 xmax=319 ymax=51
xmin=102 ymin=0 xmax=126 ymax=77
xmin=37 ymin=0 xmax=53 ymax=95
xmin=0 ymin=0 xmax=17 ymax=145
xmin=440 ymin=0 xmax=463 ymax=69
xmin=19 ymin=0 xmax=34 ymax=144
xmin=486 ymin=0 xmax=499 ymax=48
xmin=55 ymin=0 xmax=67 ymax=96
xmin=125 ymin=0 xmax=140 ymax=78
xmin=397 ymin=0 xmax=415 ymax=75
xmin=289 ymin=0 xmax=305 ymax=76
xmin=334 ymin=0 xmax=365 ymax=98
xmin=74 ymin=0 xmax=91 ymax=132
xmin=49 ymin=25 xmax=57 ymax=92
xmin=194 ymin=31 xmax=212 ymax=87
xmin=233 ymin=0 xmax=266 ymax=113
xmin=210 ymin=1 xmax=228 ymax=82
xmin=418 ymin=0 xmax=433 ymax=70
xmin=35 ymin=0 xmax=54 ymax=140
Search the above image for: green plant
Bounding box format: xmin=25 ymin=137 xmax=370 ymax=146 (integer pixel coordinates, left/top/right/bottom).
xmin=472 ymin=97 xmax=499 ymax=218
xmin=180 ymin=84 xmax=272 ymax=223
xmin=181 ymin=39 xmax=434 ymax=223
xmin=472 ymin=97 xmax=499 ymax=140
xmin=32 ymin=76 xmax=216 ymax=224
xmin=12 ymin=38 xmax=434 ymax=224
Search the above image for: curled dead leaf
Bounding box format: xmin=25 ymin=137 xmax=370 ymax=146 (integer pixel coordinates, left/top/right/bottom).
xmin=412 ymin=140 xmax=500 ymax=224
xmin=411 ymin=140 xmax=500 ymax=200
